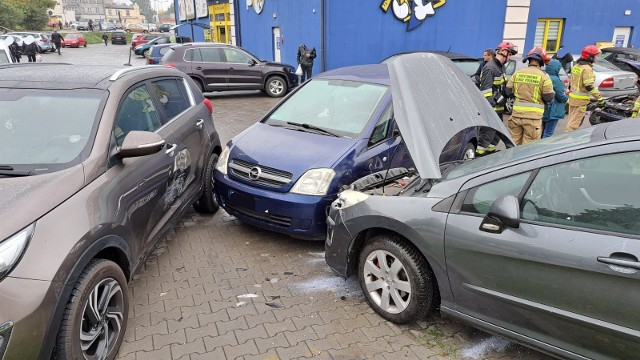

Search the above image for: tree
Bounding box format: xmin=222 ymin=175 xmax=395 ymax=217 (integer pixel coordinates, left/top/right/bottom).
xmin=5 ymin=0 xmax=55 ymax=30
xmin=0 ymin=0 xmax=24 ymax=31
xmin=133 ymin=0 xmax=154 ymax=23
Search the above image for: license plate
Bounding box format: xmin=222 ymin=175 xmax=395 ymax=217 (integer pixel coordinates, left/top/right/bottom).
xmin=229 ymin=191 xmax=255 ymax=210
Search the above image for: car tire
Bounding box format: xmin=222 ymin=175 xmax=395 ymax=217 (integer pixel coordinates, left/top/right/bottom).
xmin=143 ymin=30 xmax=148 ymax=34
xmin=504 ymin=97 xmax=514 ymax=115
xmin=358 ymin=234 xmax=438 ymax=324
xmin=84 ymin=43 xmax=87 ymax=48
xmin=589 ymin=110 xmax=604 ymax=126
xmin=55 ymin=259 xmax=129 ymax=360
xmin=193 ymin=153 xmax=220 ymax=214
xmin=37 ymin=45 xmax=43 ymax=54
xmin=265 ymin=75 xmax=286 ymax=97
xmin=125 ymin=29 xmax=131 ymax=33
xmin=463 ymin=142 xmax=476 ymax=160
xmin=143 ymin=49 xmax=149 ymax=58
xmin=192 ymin=78 xmax=205 ymax=94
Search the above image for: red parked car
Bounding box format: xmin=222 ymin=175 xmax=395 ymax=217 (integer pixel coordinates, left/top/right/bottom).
xmin=131 ymin=34 xmax=158 ymax=49
xmin=62 ymin=33 xmax=87 ymax=48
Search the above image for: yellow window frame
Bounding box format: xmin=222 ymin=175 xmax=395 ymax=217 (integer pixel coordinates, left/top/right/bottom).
xmin=538 ymin=18 xmax=564 ymax=54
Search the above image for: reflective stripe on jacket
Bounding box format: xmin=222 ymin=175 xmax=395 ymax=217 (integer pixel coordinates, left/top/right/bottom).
xmin=633 ymin=95 xmax=640 ymax=118
xmin=479 ymin=58 xmax=505 ymax=113
xmin=506 ymin=65 xmax=554 ymax=120
xmin=568 ymin=62 xmax=600 ymax=106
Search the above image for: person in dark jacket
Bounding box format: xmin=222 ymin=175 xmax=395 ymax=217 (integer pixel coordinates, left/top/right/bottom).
xmin=473 ymin=48 xmax=494 ymax=88
xmin=8 ymin=39 xmax=21 ymax=63
xmin=297 ymin=44 xmax=316 ymax=82
xmin=23 ymin=39 xmax=38 ymax=62
xmin=541 ymin=59 xmax=569 ymax=138
xmin=476 ymin=42 xmax=517 ymax=155
xmin=51 ymin=30 xmax=63 ymax=55
xmin=102 ymin=32 xmax=109 ymax=46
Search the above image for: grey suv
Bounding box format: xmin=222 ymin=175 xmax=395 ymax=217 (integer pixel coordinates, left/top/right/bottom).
xmin=0 ymin=64 xmax=221 ymax=359
xmin=161 ymin=43 xmax=298 ymax=97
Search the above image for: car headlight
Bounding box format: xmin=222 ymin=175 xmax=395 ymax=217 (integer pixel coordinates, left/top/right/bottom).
xmin=0 ymin=223 xmax=35 ymax=281
xmin=291 ymin=168 xmax=335 ymax=195
xmin=287 ymin=67 xmax=295 ymax=73
xmin=332 ymin=190 xmax=369 ymax=209
xmin=216 ymin=146 xmax=230 ymax=175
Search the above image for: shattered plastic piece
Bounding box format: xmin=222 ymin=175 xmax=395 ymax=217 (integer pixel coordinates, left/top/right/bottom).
xmin=260 ymin=253 xmax=270 ymax=257
xmin=267 ymin=295 xmax=280 ymax=300
xmin=269 ymin=278 xmax=279 ymax=284
xmin=160 ymin=292 xmax=167 ymax=296
xmin=236 ymin=301 xmax=247 ymax=307
xmin=265 ymin=302 xmax=283 ymax=309
xmin=236 ymin=267 xmax=247 ymax=271
xmin=284 ymin=271 xmax=294 ymax=275
xmin=254 ymin=284 xmax=262 ymax=288
xmin=340 ymin=296 xmax=346 ymax=301
xmin=237 ymin=294 xmax=259 ymax=299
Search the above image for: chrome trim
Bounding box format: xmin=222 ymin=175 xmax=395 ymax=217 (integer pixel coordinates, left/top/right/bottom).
xmin=229 ymin=163 xmax=291 ymax=184
xmin=137 ymin=140 xmax=165 ymax=149
xmin=109 ymin=66 xmax=148 ymax=81
xmin=182 ymin=77 xmax=196 ymax=106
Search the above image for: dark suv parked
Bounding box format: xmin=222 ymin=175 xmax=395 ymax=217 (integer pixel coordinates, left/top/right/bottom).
xmin=161 ymin=43 xmax=298 ymax=97
xmin=111 ymin=30 xmax=127 ymax=45
xmin=0 ymin=63 xmax=221 ymax=360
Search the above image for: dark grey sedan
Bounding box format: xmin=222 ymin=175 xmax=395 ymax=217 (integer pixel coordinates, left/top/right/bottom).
xmin=0 ymin=64 xmax=221 ymax=359
xmin=325 ymin=54 xmax=640 ymax=360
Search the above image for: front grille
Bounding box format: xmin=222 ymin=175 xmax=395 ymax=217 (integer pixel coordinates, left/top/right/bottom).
xmin=226 ymin=204 xmax=292 ymax=227
xmin=229 ymin=159 xmax=292 ymax=188
xmin=0 ymin=322 xmax=13 ymax=359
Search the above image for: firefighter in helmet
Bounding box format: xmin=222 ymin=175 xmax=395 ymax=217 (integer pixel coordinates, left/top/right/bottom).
xmin=566 ymin=45 xmax=605 ymax=132
xmin=476 ymin=41 xmax=517 ymax=155
xmin=505 ymin=47 xmax=555 ymax=145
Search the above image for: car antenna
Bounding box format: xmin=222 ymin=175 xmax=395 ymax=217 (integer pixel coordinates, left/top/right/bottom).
xmin=446 ymin=45 xmax=451 ymax=53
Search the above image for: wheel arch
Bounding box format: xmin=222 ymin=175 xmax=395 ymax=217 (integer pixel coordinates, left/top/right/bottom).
xmin=263 ymin=72 xmax=289 ymax=88
xmin=39 ymin=235 xmax=133 ymax=359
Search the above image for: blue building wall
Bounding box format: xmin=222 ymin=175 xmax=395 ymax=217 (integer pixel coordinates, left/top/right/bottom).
xmin=236 ymin=0 xmax=505 ymax=76
xmin=527 ymin=0 xmax=640 ymax=54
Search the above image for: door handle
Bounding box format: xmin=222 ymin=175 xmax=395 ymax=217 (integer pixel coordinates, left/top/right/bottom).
xmin=195 ymin=66 xmax=202 ymax=70
xmin=165 ymin=143 xmax=177 ymax=155
xmin=597 ymin=255 xmax=640 ymax=271
xmin=196 ymin=118 xmax=204 ymax=130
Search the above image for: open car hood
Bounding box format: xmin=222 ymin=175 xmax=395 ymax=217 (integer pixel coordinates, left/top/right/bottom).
xmin=387 ymin=52 xmax=513 ymax=180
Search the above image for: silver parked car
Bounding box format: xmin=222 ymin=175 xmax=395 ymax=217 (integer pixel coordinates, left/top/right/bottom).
xmin=325 ymin=53 xmax=640 ymax=360
xmin=568 ymin=54 xmax=638 ymax=98
xmin=7 ymin=32 xmax=54 ymax=53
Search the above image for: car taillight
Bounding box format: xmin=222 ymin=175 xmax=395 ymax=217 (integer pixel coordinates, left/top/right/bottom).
xmin=147 ymin=58 xmax=154 ymax=64
xmin=164 ymin=64 xmax=176 ymax=68
xmin=599 ymin=78 xmax=614 ymax=88
xmin=41 ymin=35 xmax=47 ymax=41
xmin=203 ymin=98 xmax=213 ymax=113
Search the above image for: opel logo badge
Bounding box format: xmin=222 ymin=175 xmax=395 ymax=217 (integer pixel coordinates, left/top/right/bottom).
xmin=249 ymin=166 xmax=262 ymax=181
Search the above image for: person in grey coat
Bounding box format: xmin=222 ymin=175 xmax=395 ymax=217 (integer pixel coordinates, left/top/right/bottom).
xmin=297 ymin=44 xmax=316 ymax=82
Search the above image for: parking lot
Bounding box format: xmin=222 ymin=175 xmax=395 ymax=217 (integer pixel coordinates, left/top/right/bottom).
xmin=44 ymin=44 xmax=555 ymax=360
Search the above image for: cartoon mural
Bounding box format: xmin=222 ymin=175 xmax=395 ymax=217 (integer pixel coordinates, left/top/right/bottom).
xmin=381 ymin=0 xmax=446 ymax=31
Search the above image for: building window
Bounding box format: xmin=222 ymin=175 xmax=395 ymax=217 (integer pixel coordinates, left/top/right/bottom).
xmin=534 ymin=19 xmax=564 ymax=54
xmin=126 ymin=10 xmax=130 ymax=16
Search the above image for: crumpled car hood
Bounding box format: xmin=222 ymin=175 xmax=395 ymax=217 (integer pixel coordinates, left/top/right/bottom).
xmin=387 ymin=52 xmax=513 ymax=179
xmin=0 ymin=165 xmax=85 ymax=240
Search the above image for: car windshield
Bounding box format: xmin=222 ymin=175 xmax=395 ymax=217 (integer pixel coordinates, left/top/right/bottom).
xmin=264 ymin=79 xmax=388 ymax=138
xmin=594 ymin=58 xmax=620 ymax=71
xmin=444 ymin=127 xmax=596 ymax=180
xmin=452 ymin=60 xmax=481 ymax=77
xmin=66 ymin=34 xmax=78 ymax=39
xmin=0 ymin=89 xmax=105 ymax=170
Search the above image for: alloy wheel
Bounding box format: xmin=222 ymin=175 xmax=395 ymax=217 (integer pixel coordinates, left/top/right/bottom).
xmin=80 ymin=278 xmax=124 ymax=360
xmin=269 ymin=79 xmax=284 ymax=96
xmin=362 ymin=249 xmax=411 ymax=314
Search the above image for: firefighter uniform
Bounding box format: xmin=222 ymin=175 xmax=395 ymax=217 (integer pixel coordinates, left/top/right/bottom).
xmin=506 ymin=65 xmax=554 ymax=144
xmin=567 ymin=60 xmax=602 ymax=131
xmin=477 ymin=58 xmax=506 ymax=152
xmin=632 ymin=95 xmax=640 ymax=118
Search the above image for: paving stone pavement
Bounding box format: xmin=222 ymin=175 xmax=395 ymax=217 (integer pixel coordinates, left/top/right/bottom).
xmin=112 ymin=92 xmax=556 ymax=360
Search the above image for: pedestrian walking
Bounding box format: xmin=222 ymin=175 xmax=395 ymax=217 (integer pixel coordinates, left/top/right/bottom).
xmin=102 ymin=32 xmax=109 ymax=46
xmin=297 ymin=44 xmax=316 ymax=82
xmin=476 ymin=42 xmax=517 ymax=155
xmin=88 ymin=19 xmax=94 ymax=32
xmin=59 ymin=20 xmax=63 ymax=30
xmin=473 ymin=48 xmax=494 ymax=87
xmin=566 ymin=45 xmax=605 ymax=132
xmin=8 ymin=38 xmax=22 ymax=63
xmin=51 ymin=29 xmax=63 ymax=55
xmin=23 ymin=36 xmax=38 ymax=63
xmin=541 ymin=59 xmax=569 ymax=138
xmin=505 ymin=47 xmax=555 ymax=145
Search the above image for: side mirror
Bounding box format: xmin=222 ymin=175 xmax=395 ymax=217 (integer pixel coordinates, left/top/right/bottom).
xmin=118 ymin=131 xmax=165 ymax=158
xmin=248 ymin=59 xmax=257 ymax=66
xmin=479 ymin=195 xmax=520 ymax=234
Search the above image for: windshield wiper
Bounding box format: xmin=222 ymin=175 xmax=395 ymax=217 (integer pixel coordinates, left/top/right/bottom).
xmin=286 ymin=122 xmax=339 ymax=137
xmin=0 ymin=165 xmax=32 ymax=177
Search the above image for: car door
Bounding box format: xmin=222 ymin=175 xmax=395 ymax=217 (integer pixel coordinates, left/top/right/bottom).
xmin=110 ymin=82 xmax=177 ymax=250
xmin=222 ymin=47 xmax=263 ymax=90
xmin=188 ymin=47 xmax=227 ymax=91
xmin=444 ymin=147 xmax=640 ymax=359
xmin=147 ymin=77 xmax=209 ymax=207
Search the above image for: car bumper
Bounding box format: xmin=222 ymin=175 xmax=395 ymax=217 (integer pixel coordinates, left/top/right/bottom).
xmin=601 ymin=88 xmax=638 ymax=98
xmin=215 ymin=172 xmax=333 ymax=240
xmin=324 ymin=204 xmax=356 ymax=277
xmin=0 ymin=277 xmax=59 ymax=359
xmin=134 ymin=48 xmax=144 ymax=55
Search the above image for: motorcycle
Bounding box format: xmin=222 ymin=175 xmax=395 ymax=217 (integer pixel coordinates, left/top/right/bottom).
xmin=587 ymin=94 xmax=638 ymax=125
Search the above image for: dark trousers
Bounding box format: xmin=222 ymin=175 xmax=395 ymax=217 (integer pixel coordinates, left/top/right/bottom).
xmin=300 ymin=65 xmax=312 ymax=82
xmin=55 ymin=43 xmax=61 ymax=54
xmin=27 ymin=55 xmax=36 ymax=62
xmin=478 ymin=112 xmax=503 ymax=148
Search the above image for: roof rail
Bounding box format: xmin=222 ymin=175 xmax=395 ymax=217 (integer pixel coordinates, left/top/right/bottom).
xmin=0 ymin=63 xmax=72 ymax=69
xmin=109 ymin=66 xmax=151 ymax=81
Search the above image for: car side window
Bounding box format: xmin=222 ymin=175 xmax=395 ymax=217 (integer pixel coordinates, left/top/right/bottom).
xmin=461 ymin=172 xmax=531 ymax=215
xmin=149 ymin=79 xmax=191 ymax=120
xmin=223 ymin=48 xmax=252 ymax=64
xmin=185 ymin=48 xmax=201 ymax=62
xmin=368 ymin=104 xmax=393 ymax=147
xmin=114 ymin=84 xmax=162 ymax=146
xmin=156 ymin=37 xmax=169 ymax=44
xmin=521 ymin=152 xmax=640 ymax=235
xmin=200 ymin=47 xmax=223 ymax=63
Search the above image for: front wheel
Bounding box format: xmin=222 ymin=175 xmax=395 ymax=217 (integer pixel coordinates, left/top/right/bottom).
xmin=142 ymin=49 xmax=149 ymax=58
xmin=193 ymin=153 xmax=220 ymax=214
xmin=265 ymin=75 xmax=286 ymax=97
xmin=84 ymin=43 xmax=87 ymax=48
xmin=589 ymin=110 xmax=603 ymax=126
xmin=55 ymin=259 xmax=129 ymax=360
xmin=463 ymin=142 xmax=476 ymax=160
xmin=358 ymin=234 xmax=438 ymax=324
xmin=504 ymin=97 xmax=514 ymax=115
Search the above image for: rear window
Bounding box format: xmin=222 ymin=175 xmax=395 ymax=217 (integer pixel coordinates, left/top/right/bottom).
xmin=160 ymin=48 xmax=177 ymax=63
xmin=0 ymin=50 xmax=10 ymax=64
xmin=66 ymin=34 xmax=78 ymax=39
